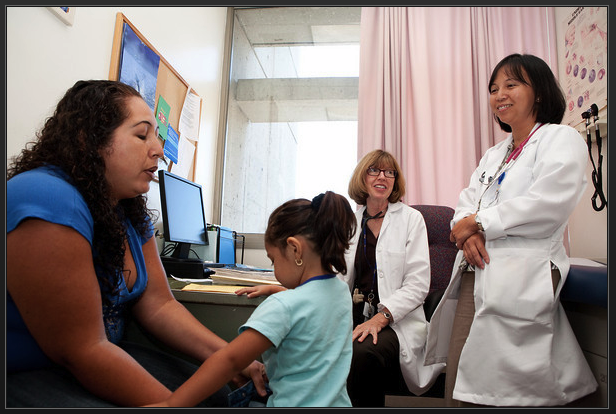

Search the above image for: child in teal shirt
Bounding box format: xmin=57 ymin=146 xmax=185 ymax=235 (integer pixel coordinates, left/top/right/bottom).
xmin=147 ymin=191 xmax=356 ymax=407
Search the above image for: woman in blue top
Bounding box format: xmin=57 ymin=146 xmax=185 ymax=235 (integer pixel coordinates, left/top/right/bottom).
xmin=147 ymin=191 xmax=357 ymax=407
xmin=6 ymin=80 xmax=266 ymax=407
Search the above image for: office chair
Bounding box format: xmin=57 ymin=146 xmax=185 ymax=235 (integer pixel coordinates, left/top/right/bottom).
xmin=410 ymin=204 xmax=457 ymax=322
xmin=384 ymin=205 xmax=457 ymax=407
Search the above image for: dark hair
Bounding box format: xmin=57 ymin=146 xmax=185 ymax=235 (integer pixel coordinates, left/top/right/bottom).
xmin=348 ymin=149 xmax=406 ymax=205
xmin=7 ymin=80 xmax=156 ymax=304
xmin=489 ymin=53 xmax=566 ymax=132
xmin=265 ymin=191 xmax=357 ymax=275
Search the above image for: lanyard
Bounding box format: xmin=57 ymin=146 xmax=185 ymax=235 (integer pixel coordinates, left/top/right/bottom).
xmin=299 ymin=273 xmax=335 ymax=287
xmin=477 ymin=122 xmax=544 ymax=212
xmin=362 ymin=224 xmax=378 ymax=297
xmin=506 ymin=123 xmax=545 ymax=163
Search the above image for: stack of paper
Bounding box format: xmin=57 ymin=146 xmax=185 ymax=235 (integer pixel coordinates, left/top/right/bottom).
xmin=182 ymin=284 xmax=247 ymax=294
xmin=209 ymin=268 xmax=280 ymax=286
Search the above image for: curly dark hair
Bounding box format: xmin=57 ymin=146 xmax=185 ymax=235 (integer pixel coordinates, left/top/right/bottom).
xmin=7 ymin=80 xmax=157 ymax=304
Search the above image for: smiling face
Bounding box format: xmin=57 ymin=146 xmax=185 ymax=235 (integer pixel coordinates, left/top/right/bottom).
xmin=100 ymin=96 xmax=162 ymax=202
xmin=365 ymin=164 xmax=395 ymax=204
xmin=489 ymin=67 xmax=537 ymax=136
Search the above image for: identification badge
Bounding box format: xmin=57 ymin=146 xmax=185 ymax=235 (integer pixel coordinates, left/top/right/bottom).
xmin=362 ymin=301 xmax=375 ymax=320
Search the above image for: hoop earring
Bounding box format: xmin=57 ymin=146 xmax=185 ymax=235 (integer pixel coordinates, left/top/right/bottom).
xmin=295 ymin=258 xmax=303 ymax=266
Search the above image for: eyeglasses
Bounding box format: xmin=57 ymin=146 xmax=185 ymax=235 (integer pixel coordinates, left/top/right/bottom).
xmin=367 ymin=167 xmax=397 ymax=178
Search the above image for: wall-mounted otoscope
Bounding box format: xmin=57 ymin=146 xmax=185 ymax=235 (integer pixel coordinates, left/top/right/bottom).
xmin=581 ymin=103 xmax=606 ymax=212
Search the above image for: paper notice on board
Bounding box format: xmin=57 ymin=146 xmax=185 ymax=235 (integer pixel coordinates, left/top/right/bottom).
xmin=170 ymin=135 xmax=195 ymax=179
xmin=178 ymin=87 xmax=202 ymax=142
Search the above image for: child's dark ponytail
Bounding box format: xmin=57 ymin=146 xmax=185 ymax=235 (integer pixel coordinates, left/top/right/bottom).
xmin=265 ymin=191 xmax=356 ymax=274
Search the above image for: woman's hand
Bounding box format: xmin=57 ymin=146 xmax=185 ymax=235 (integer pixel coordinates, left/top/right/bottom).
xmin=352 ymin=312 xmax=389 ymax=344
xmin=450 ymin=214 xmax=480 ymax=249
xmin=461 ymin=232 xmax=490 ymax=269
xmin=235 ymin=285 xmax=285 ymax=298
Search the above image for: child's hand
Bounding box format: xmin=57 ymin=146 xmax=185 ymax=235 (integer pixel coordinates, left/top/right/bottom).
xmin=235 ymin=285 xmax=285 ymax=298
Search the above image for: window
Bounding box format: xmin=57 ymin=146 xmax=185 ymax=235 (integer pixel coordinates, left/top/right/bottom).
xmin=216 ymin=7 xmax=361 ymax=238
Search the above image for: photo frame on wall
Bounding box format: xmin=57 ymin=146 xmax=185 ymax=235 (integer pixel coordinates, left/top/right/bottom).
xmin=118 ymin=22 xmax=160 ymax=113
xmin=47 ymin=7 xmax=75 ymax=26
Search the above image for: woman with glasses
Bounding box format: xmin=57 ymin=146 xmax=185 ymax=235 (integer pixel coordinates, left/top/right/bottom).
xmin=341 ymin=149 xmax=444 ymax=407
xmin=425 ymin=54 xmax=597 ymax=407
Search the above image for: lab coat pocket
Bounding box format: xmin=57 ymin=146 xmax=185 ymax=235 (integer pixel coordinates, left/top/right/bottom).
xmin=475 ymin=248 xmax=553 ymax=324
xmin=381 ymin=249 xmax=405 ymax=277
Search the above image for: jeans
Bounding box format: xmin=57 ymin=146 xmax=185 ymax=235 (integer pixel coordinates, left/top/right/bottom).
xmin=228 ymin=380 xmax=272 ymax=407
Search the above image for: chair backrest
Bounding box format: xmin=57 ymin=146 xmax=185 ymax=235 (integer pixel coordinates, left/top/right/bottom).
xmin=410 ymin=204 xmax=458 ymax=294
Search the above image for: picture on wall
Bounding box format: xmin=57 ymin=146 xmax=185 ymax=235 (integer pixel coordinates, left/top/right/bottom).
xmin=118 ymin=22 xmax=160 ymax=112
xmin=47 ymin=7 xmax=75 ymax=26
xmin=560 ymin=6 xmax=607 ymax=127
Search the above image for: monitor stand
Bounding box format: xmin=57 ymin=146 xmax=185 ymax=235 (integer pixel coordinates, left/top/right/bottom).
xmin=161 ymin=242 xmax=208 ymax=278
xmin=169 ymin=242 xmax=200 ymax=261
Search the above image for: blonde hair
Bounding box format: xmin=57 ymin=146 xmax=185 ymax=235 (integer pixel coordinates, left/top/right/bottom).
xmin=348 ymin=149 xmax=406 ymax=205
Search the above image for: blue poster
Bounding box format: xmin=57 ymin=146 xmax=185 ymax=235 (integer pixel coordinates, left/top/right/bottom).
xmin=118 ymin=23 xmax=160 ymax=112
xmin=164 ymin=125 xmax=179 ymax=165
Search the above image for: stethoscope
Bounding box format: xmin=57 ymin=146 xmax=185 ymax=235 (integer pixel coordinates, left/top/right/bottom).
xmin=477 ymin=123 xmax=545 ymax=210
xmin=478 ymin=147 xmax=512 ymax=187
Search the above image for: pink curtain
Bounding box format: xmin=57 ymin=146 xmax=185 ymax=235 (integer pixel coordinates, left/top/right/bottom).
xmin=358 ymin=7 xmax=557 ymax=208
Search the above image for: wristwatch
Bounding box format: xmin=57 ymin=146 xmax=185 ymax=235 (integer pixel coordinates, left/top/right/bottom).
xmin=378 ymin=310 xmax=392 ymax=321
xmin=475 ymin=214 xmax=484 ymax=232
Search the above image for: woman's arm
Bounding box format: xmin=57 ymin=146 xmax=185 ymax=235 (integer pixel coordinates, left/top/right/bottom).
xmin=7 ymin=219 xmax=172 ymax=406
xmin=146 ymin=328 xmax=273 ymax=407
xmin=132 ymin=238 xmax=268 ymax=395
xmin=132 ymin=238 xmax=229 ymax=358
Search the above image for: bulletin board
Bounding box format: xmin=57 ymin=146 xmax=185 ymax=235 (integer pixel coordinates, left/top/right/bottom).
xmin=108 ymin=12 xmax=201 ymax=182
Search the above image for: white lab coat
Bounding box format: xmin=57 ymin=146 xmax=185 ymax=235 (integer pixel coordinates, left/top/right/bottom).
xmin=425 ymin=123 xmax=598 ymax=406
xmin=340 ymin=201 xmax=445 ymax=395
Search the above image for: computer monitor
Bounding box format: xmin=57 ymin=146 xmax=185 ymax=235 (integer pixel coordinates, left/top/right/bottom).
xmin=158 ymin=170 xmax=209 ymax=261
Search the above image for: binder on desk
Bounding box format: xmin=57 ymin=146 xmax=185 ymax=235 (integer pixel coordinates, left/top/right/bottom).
xmin=204 ymin=225 xmax=246 ymax=266
xmin=217 ymin=226 xmax=235 ymax=265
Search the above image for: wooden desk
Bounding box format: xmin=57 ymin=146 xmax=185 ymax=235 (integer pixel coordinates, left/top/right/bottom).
xmin=167 ymin=279 xmax=265 ymax=342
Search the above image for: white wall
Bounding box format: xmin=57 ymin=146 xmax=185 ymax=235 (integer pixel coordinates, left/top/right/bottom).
xmin=6 ymin=6 xmax=228 ymax=229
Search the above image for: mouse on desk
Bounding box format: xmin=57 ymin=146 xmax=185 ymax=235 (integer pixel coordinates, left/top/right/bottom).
xmin=203 ymin=267 xmax=216 ymax=277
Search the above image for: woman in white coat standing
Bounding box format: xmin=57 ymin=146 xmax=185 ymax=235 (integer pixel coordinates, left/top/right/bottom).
xmin=425 ymin=53 xmax=598 ymax=407
xmin=341 ymin=149 xmax=444 ymax=407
